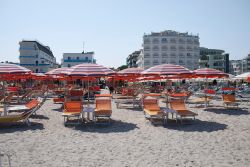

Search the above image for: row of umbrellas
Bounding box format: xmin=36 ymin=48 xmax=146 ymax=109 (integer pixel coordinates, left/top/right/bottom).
xmin=1 ymin=63 xmax=250 ymax=81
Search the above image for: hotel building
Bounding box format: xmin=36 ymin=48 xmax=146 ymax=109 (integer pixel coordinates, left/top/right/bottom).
xmin=19 ymin=40 xmax=57 ymax=73
xmin=62 ymin=51 xmax=96 ymax=67
xmin=137 ymin=30 xmax=200 ymax=70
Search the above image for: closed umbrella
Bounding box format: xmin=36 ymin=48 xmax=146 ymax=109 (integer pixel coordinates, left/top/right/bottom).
xmin=0 ymin=63 xmax=31 ymax=115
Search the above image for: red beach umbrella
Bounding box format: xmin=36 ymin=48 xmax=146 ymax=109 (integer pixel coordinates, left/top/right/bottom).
xmin=68 ymin=63 xmax=115 ymax=77
xmin=141 ymin=64 xmax=193 ymax=77
xmin=0 ymin=63 xmax=31 ymax=115
xmin=193 ymin=68 xmax=228 ymax=78
xmin=46 ymin=67 xmax=72 ymax=76
xmin=67 ymin=63 xmax=115 ymax=102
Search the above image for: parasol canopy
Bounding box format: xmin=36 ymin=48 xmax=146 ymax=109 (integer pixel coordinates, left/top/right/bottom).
xmin=193 ymin=68 xmax=228 ymax=78
xmin=46 ymin=67 xmax=72 ymax=76
xmin=0 ymin=63 xmax=31 ymax=80
xmin=141 ymin=64 xmax=193 ymax=78
xmin=67 ymin=63 xmax=115 ymax=77
xmin=234 ymin=72 xmax=250 ymax=80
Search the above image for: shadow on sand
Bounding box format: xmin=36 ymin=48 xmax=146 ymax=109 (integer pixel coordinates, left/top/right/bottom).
xmin=70 ymin=120 xmax=139 ymax=133
xmin=204 ymin=108 xmax=249 ymax=115
xmin=30 ymin=114 xmax=49 ymax=120
xmin=164 ymin=119 xmax=227 ymax=132
xmin=0 ymin=122 xmax=44 ymax=134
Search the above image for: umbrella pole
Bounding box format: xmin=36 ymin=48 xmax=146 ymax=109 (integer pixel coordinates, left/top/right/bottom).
xmin=3 ymin=81 xmax=7 ymax=116
xmin=87 ymin=77 xmax=90 ymax=107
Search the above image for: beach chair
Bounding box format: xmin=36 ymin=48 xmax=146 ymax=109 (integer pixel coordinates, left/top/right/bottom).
xmin=62 ymin=101 xmax=83 ymax=125
xmin=7 ymin=99 xmax=40 ymax=112
xmin=143 ymin=98 xmax=165 ymax=125
xmin=222 ymin=94 xmax=239 ymax=108
xmin=0 ymin=110 xmax=34 ymax=126
xmin=169 ymin=98 xmax=197 ymax=124
xmin=94 ymin=99 xmax=112 ymax=124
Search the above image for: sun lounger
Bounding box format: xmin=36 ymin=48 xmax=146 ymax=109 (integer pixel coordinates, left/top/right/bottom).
xmin=7 ymin=99 xmax=40 ymax=112
xmin=62 ymin=101 xmax=83 ymax=125
xmin=169 ymin=98 xmax=197 ymax=124
xmin=94 ymin=99 xmax=112 ymax=124
xmin=143 ymin=98 xmax=165 ymax=125
xmin=0 ymin=110 xmax=34 ymax=126
xmin=222 ymin=94 xmax=239 ymax=108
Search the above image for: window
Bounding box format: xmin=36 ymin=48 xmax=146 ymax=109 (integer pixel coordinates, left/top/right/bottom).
xmin=153 ymin=60 xmax=159 ymax=65
xmin=161 ymin=38 xmax=168 ymax=43
xmin=153 ymin=38 xmax=159 ymax=44
xmin=68 ymin=64 xmax=71 ymax=67
xmin=162 ymin=53 xmax=168 ymax=58
xmin=144 ymin=46 xmax=150 ymax=51
xmin=144 ymin=53 xmax=150 ymax=58
xmin=76 ymin=57 xmax=79 ymax=60
xmin=161 ymin=45 xmax=168 ymax=51
xmin=153 ymin=46 xmax=159 ymax=51
xmin=162 ymin=59 xmax=167 ymax=64
xmin=153 ymin=53 xmax=159 ymax=58
xmin=35 ymin=61 xmax=38 ymax=66
xmin=68 ymin=57 xmax=71 ymax=60
xmin=41 ymin=61 xmax=44 ymax=64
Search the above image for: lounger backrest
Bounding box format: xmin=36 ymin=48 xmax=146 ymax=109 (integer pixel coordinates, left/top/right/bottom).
xmin=95 ymin=99 xmax=111 ymax=111
xmin=222 ymin=94 xmax=236 ymax=102
xmin=143 ymin=98 xmax=160 ymax=110
xmin=170 ymin=99 xmax=187 ymax=111
xmin=64 ymin=101 xmax=82 ymax=113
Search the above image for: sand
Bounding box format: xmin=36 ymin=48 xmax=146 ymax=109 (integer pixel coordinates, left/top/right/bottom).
xmin=0 ymin=92 xmax=250 ymax=167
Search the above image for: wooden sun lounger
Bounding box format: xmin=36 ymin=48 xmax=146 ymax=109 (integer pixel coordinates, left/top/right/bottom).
xmin=0 ymin=110 xmax=34 ymax=126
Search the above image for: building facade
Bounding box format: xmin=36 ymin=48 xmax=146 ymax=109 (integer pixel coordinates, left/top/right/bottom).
xmin=19 ymin=40 xmax=57 ymax=73
xmin=199 ymin=47 xmax=230 ymax=73
xmin=126 ymin=50 xmax=141 ymax=68
xmin=230 ymin=53 xmax=250 ymax=75
xmin=62 ymin=51 xmax=96 ymax=67
xmin=137 ymin=30 xmax=200 ymax=70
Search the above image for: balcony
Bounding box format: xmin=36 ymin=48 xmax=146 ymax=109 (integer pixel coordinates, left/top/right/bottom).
xmin=63 ymin=59 xmax=93 ymax=63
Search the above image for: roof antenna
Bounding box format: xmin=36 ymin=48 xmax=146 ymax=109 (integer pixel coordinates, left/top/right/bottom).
xmin=82 ymin=42 xmax=85 ymax=53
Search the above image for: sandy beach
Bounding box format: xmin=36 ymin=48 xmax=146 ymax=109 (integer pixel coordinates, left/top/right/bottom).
xmin=0 ymin=93 xmax=250 ymax=167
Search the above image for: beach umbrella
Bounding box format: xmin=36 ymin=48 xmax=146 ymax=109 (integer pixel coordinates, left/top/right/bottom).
xmin=141 ymin=64 xmax=193 ymax=77
xmin=0 ymin=63 xmax=31 ymax=115
xmin=46 ymin=67 xmax=72 ymax=76
xmin=193 ymin=68 xmax=229 ymax=107
xmin=193 ymin=68 xmax=229 ymax=78
xmin=117 ymin=67 xmax=144 ymax=76
xmin=234 ymin=72 xmax=250 ymax=80
xmin=67 ymin=63 xmax=115 ymax=103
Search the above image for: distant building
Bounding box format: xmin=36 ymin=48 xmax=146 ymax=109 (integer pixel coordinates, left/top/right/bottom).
xmin=62 ymin=51 xmax=96 ymax=67
xmin=137 ymin=30 xmax=200 ymax=69
xmin=1 ymin=61 xmax=19 ymax=65
xmin=19 ymin=40 xmax=57 ymax=73
xmin=126 ymin=50 xmax=141 ymax=68
xmin=230 ymin=53 xmax=250 ymax=75
xmin=230 ymin=60 xmax=243 ymax=75
xmin=199 ymin=47 xmax=229 ymax=73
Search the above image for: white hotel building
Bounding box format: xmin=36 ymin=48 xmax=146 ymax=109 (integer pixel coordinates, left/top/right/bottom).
xmin=19 ymin=40 xmax=58 ymax=73
xmin=62 ymin=51 xmax=96 ymax=67
xmin=137 ymin=30 xmax=200 ymax=70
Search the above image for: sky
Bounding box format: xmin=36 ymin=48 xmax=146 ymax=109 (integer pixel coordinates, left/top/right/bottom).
xmin=0 ymin=0 xmax=249 ymax=68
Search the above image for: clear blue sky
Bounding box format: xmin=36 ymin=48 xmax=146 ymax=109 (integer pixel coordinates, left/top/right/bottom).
xmin=0 ymin=0 xmax=249 ymax=68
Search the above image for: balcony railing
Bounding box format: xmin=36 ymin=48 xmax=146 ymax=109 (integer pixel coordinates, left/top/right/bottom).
xmin=63 ymin=59 xmax=93 ymax=63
